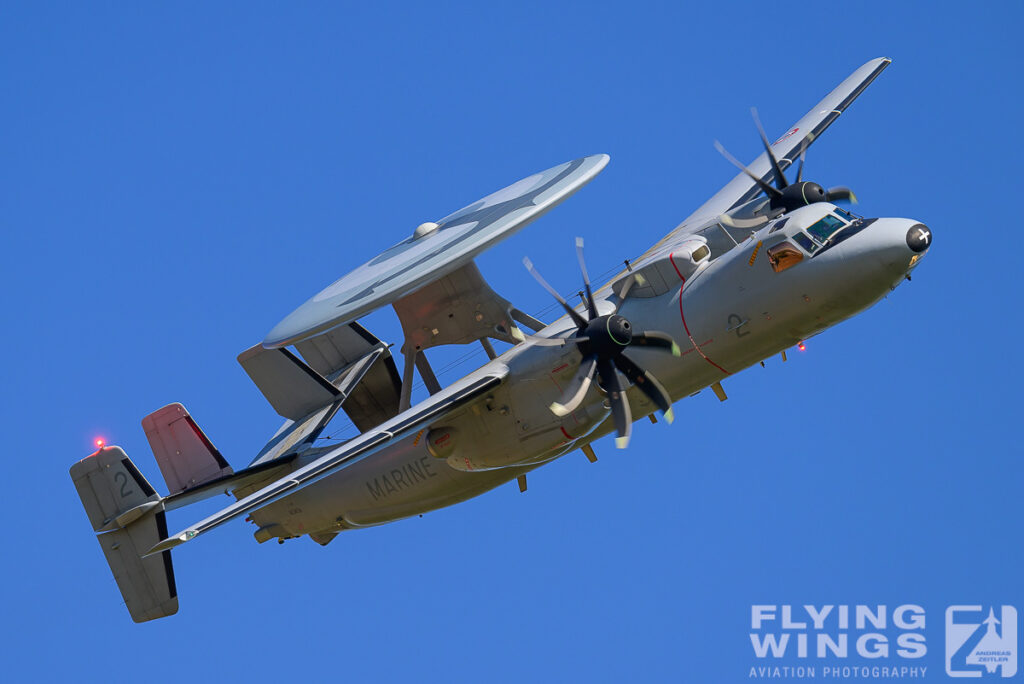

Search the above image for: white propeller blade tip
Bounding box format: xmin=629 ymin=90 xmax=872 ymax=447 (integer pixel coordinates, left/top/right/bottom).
xmin=615 ymin=436 xmax=630 ymax=449
xmin=550 ymin=403 xmax=570 ymax=417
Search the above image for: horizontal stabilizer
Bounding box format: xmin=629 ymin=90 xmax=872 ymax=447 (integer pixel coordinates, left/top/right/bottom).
xmin=238 ymin=345 xmax=342 ymax=421
xmin=162 ymin=453 xmax=297 ymax=511
xmin=142 ymin=403 xmax=233 ymax=494
xmin=149 ymin=370 xmax=507 ymax=554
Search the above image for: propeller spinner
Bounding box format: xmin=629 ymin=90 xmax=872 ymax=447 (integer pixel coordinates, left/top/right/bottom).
xmin=715 ymin=108 xmax=857 ymax=213
xmin=523 ymin=238 xmax=681 ymax=448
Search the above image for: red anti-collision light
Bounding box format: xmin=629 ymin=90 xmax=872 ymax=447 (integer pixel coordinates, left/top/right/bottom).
xmin=94 ymin=437 xmax=105 ymax=449
xmin=798 ymin=342 xmax=806 ymax=351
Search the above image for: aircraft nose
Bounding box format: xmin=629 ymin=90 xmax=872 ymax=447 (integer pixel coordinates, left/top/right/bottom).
xmin=834 ymin=217 xmax=931 ymax=286
xmin=866 ymin=218 xmax=932 ymax=272
xmin=906 ymin=223 xmax=932 ymax=253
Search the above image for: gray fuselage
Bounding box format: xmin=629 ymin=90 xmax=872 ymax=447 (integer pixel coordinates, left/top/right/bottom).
xmin=249 ymin=204 xmax=929 ymax=543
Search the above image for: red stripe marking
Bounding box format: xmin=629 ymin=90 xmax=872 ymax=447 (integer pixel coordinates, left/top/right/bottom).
xmin=668 ymin=252 xmax=686 ymax=283
xmin=560 ymin=426 xmax=573 ymax=440
xmin=670 ymin=253 xmax=730 ymax=376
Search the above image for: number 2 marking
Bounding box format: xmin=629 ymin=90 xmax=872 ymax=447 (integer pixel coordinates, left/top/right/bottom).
xmin=114 ymin=471 xmax=133 ymax=498
xmin=727 ymin=313 xmax=750 ymax=338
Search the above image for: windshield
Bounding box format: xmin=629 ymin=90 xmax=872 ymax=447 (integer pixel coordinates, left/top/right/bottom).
xmin=806 ymin=214 xmax=846 ymax=243
xmin=834 ymin=207 xmax=857 ymax=222
xmin=792 ymin=232 xmax=818 ymax=254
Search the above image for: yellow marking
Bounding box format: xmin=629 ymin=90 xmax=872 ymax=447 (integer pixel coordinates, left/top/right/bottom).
xmin=581 ymin=444 xmax=597 ymax=463
xmin=517 ymin=474 xmax=527 ymax=493
xmin=413 ymin=429 xmax=425 ymax=446
xmin=711 ymin=382 xmax=728 ymax=402
xmin=748 ymin=241 xmax=763 ymax=267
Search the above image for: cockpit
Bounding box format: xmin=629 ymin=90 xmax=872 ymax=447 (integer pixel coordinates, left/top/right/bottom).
xmin=764 ymin=206 xmax=866 ymax=273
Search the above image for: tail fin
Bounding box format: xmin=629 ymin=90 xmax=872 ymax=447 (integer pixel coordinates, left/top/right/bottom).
xmin=70 ymin=447 xmax=178 ymax=623
xmin=142 ymin=403 xmax=233 ymax=494
xmin=237 ymin=345 xmax=342 ymax=421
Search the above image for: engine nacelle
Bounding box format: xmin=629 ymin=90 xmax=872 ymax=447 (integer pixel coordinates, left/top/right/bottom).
xmin=611 ymin=237 xmax=710 ymax=299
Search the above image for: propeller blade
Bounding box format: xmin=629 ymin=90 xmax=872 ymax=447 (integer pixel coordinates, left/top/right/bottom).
xmin=597 ymin=359 xmax=632 ymax=448
xmin=550 ymin=355 xmax=598 ymax=417
xmin=522 ymin=334 xmax=589 ymax=348
xmin=714 ymin=141 xmax=783 ymax=200
xmin=613 ymin=354 xmax=674 ymax=424
xmin=795 ymin=147 xmax=806 ymax=183
xmin=719 ymin=213 xmax=769 ymax=230
xmin=751 ymin=107 xmax=788 ymax=190
xmin=630 ymin=330 xmax=681 ymax=357
xmin=825 ymin=186 xmax=858 ymax=204
xmin=614 ymin=273 xmax=647 ymax=313
xmin=522 ymin=257 xmax=589 ymax=329
xmin=574 ymin=237 xmax=598 ymax=320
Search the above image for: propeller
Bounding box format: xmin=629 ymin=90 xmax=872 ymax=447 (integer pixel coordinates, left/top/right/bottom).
xmin=714 ymin=108 xmax=858 ymax=213
xmin=523 ymin=238 xmax=681 ymax=449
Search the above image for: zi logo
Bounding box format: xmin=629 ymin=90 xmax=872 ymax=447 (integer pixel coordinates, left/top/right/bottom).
xmin=946 ymin=605 xmax=1017 ymax=678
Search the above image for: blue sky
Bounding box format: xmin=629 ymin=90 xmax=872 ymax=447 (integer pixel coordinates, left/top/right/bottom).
xmin=3 ymin=3 xmax=1021 ymax=682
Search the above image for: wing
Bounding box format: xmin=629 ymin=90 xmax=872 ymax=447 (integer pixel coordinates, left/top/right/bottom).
xmin=671 ymin=57 xmax=891 ymax=238
xmin=147 ymin=366 xmax=507 ymax=554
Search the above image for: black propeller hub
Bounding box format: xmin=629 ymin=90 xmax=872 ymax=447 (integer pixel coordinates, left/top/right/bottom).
xmin=578 ymin=314 xmax=632 ymax=360
xmin=523 ymin=237 xmax=682 ymax=448
xmin=716 ymin=108 xmax=858 ymax=215
xmin=773 ymin=181 xmax=826 ymax=212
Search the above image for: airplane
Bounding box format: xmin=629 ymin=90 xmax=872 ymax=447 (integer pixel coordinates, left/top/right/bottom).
xmin=70 ymin=57 xmax=931 ymax=622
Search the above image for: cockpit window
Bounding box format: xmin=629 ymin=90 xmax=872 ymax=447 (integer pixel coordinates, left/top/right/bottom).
xmin=792 ymin=232 xmax=818 ymax=254
xmin=806 ymin=214 xmax=846 ymax=243
xmin=766 ymin=241 xmax=803 ymax=273
xmin=834 ymin=207 xmax=856 ymax=222
xmin=768 ymin=217 xmax=789 ymax=233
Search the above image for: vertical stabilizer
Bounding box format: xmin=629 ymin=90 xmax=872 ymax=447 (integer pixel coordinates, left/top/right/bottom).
xmin=142 ymin=403 xmax=233 ymax=494
xmin=70 ymin=447 xmax=178 ymax=623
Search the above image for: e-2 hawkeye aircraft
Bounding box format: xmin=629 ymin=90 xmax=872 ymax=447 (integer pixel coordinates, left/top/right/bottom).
xmin=71 ymin=57 xmax=930 ymax=622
